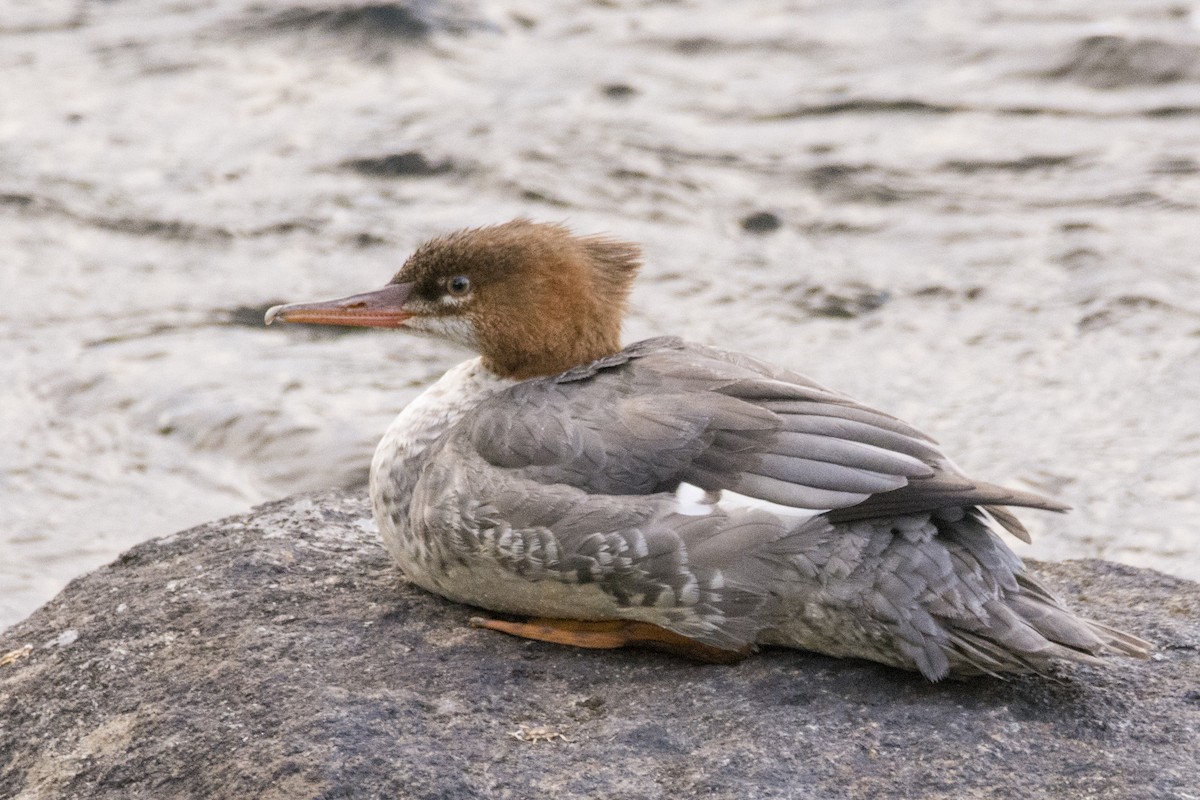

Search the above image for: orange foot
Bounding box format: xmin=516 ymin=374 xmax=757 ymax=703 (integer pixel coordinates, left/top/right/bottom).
xmin=468 ymin=615 xmax=751 ymax=664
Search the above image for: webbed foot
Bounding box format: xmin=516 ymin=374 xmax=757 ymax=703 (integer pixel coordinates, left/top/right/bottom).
xmin=468 ymin=615 xmax=751 ymax=664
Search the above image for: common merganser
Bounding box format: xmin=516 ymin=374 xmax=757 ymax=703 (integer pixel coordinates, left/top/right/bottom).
xmin=266 ymin=220 xmax=1149 ymax=680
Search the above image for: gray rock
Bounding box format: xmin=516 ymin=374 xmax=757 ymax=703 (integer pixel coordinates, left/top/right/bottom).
xmin=1 ymin=490 xmax=1197 ymax=800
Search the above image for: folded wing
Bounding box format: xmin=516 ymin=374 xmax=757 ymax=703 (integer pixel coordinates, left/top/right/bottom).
xmin=461 ymin=337 xmax=1065 ymax=529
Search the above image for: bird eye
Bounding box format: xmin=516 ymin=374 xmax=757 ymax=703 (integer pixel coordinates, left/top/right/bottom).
xmin=446 ymin=275 xmax=471 ymax=296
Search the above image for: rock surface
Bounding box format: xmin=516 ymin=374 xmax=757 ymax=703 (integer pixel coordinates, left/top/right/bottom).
xmin=1 ymin=490 xmax=1197 ymax=800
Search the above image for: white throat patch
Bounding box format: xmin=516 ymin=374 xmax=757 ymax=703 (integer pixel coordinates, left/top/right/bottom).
xmin=402 ymin=315 xmax=480 ymax=352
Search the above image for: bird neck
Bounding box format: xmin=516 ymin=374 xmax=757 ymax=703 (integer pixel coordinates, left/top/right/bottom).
xmin=369 ymin=358 xmax=516 ymax=533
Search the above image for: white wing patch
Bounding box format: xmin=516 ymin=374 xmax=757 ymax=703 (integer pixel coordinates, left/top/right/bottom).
xmin=673 ymin=482 xmax=715 ymax=516
xmin=673 ymin=482 xmax=827 ymax=521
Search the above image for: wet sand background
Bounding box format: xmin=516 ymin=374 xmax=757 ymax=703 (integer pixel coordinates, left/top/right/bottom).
xmin=2 ymin=0 xmax=1198 ymax=629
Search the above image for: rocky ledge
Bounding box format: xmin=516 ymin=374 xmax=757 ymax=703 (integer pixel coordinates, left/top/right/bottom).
xmin=1 ymin=490 xmax=1197 ymax=800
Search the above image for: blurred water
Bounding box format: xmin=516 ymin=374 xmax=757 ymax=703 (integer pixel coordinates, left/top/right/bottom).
xmin=2 ymin=0 xmax=1199 ymax=629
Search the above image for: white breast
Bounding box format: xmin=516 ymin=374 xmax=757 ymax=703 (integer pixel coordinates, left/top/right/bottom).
xmin=369 ymin=357 xmax=516 ymax=573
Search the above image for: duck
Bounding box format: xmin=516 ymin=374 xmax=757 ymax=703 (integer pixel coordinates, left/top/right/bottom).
xmin=265 ymin=219 xmax=1149 ymax=680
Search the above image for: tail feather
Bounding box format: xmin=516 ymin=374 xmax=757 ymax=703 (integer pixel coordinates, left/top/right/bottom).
xmin=1007 ymin=592 xmax=1109 ymax=652
xmin=946 ymin=631 xmax=1015 ymax=679
xmin=727 ymin=496 xmax=1148 ymax=681
xmin=1087 ymin=618 xmax=1153 ymax=658
xmin=1014 ymin=572 xmax=1151 ymax=658
xmin=865 ymin=508 xmax=1147 ymax=680
xmin=980 ymin=505 xmax=1032 ymax=544
xmin=934 ymin=524 xmax=1151 ymax=678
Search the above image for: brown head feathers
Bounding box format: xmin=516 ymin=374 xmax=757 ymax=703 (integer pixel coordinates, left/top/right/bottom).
xmin=393 ymin=220 xmax=642 ymax=380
